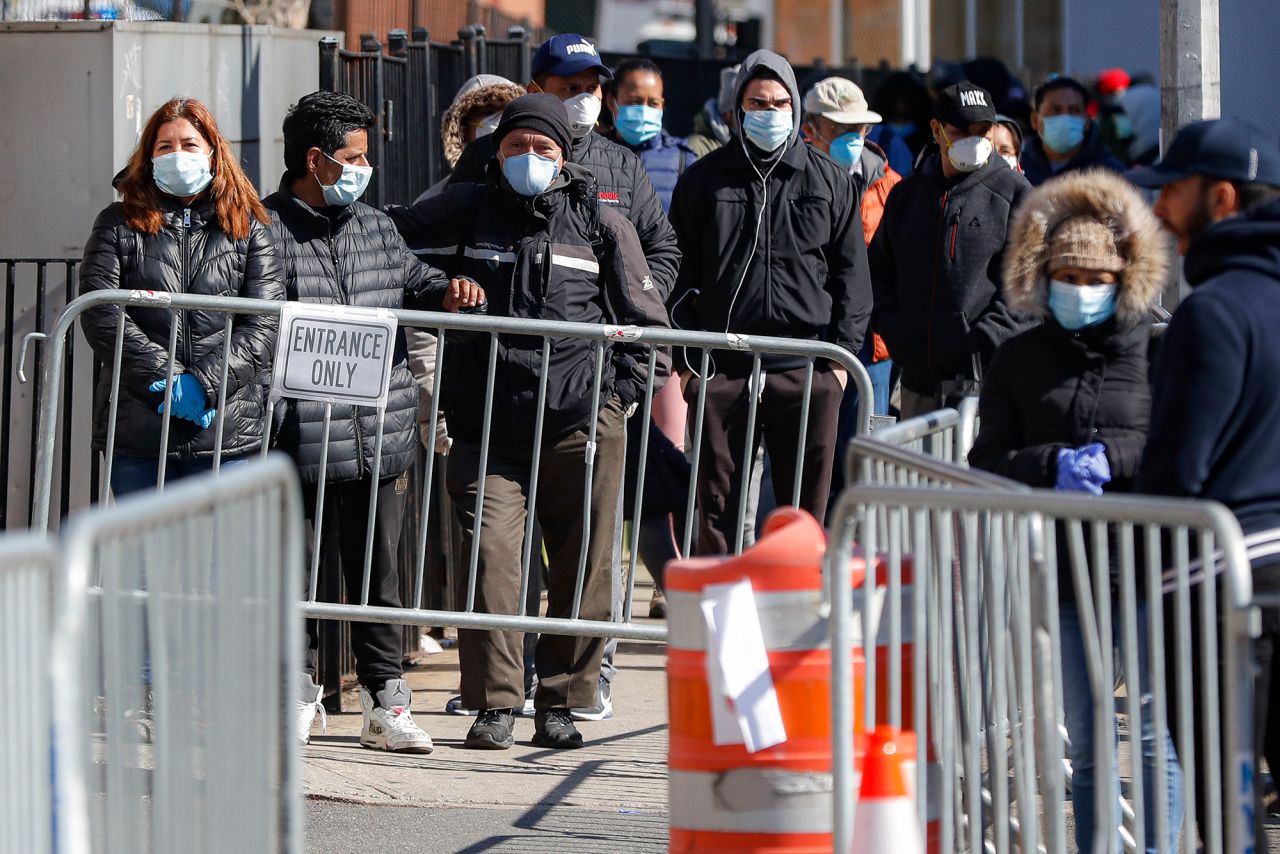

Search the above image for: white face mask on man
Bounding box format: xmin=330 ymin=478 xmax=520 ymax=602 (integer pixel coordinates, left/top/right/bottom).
xmin=563 ymin=92 xmax=602 ymax=138
xmin=940 ymin=127 xmax=993 ymax=173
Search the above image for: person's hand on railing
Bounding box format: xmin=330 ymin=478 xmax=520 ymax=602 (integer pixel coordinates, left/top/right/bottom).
xmin=1054 ymin=442 xmax=1112 ymax=495
xmin=443 ymin=276 xmax=487 ymax=313
xmin=149 ymin=374 xmax=210 ymax=424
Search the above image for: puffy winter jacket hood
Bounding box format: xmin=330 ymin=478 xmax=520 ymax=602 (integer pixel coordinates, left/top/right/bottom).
xmin=441 ymin=76 xmax=526 ymax=167
xmin=733 ymin=50 xmax=803 ymax=145
xmin=1004 ymin=168 xmax=1170 ymax=325
xmin=1184 ymin=198 xmax=1280 ymax=288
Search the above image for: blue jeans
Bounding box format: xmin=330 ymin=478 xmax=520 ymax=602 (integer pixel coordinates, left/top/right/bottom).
xmin=1060 ymin=602 xmax=1184 ymax=853
xmin=110 ymin=455 xmax=248 ymax=497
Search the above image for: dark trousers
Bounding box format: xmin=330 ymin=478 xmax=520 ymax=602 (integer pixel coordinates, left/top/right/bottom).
xmin=447 ymin=398 xmax=626 ymax=711
xmin=1165 ymin=571 xmax=1280 ymax=848
xmin=303 ymin=474 xmax=408 ymax=693
xmin=685 ymin=364 xmax=843 ymax=556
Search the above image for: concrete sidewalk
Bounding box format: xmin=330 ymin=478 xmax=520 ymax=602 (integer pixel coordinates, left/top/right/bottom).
xmin=301 ymin=633 xmax=669 ymax=853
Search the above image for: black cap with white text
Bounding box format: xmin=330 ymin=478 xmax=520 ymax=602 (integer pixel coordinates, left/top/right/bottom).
xmin=934 ymin=82 xmax=997 ymax=128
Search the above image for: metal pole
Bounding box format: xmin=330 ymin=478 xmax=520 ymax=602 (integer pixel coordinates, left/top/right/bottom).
xmin=900 ymin=0 xmax=916 ymax=68
xmin=916 ymin=0 xmax=931 ymax=70
xmin=829 ymin=0 xmax=843 ymax=65
xmin=964 ymin=0 xmax=976 ymax=58
xmin=1160 ymin=0 xmax=1221 ymax=312
xmin=1060 ymin=0 xmax=1071 ymax=74
xmin=695 ymin=0 xmax=715 ymax=60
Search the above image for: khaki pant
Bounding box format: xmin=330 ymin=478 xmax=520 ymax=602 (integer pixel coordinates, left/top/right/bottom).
xmin=898 ymin=385 xmax=943 ymax=421
xmin=447 ymin=397 xmax=626 ymax=711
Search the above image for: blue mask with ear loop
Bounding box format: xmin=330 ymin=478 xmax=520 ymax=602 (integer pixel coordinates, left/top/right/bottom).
xmin=827 ymin=132 xmax=865 ymax=170
xmin=1048 ymin=280 xmax=1118 ymax=330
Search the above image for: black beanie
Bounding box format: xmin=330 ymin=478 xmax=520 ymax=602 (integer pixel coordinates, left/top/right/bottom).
xmin=494 ymin=93 xmax=574 ymax=161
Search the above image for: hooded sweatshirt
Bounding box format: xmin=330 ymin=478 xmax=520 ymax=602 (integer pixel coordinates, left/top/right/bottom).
xmin=1138 ymin=198 xmax=1280 ymax=543
xmin=667 ymin=49 xmax=872 ymax=371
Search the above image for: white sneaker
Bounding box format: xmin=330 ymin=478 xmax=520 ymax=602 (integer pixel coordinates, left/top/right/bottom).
xmin=297 ymin=677 xmax=327 ymax=746
xmin=360 ymin=678 xmax=433 ymax=754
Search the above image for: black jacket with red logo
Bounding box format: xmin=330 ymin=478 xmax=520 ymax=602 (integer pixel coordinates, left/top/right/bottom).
xmin=448 ymin=130 xmax=680 ymax=300
xmin=869 ymin=150 xmax=1031 ymax=392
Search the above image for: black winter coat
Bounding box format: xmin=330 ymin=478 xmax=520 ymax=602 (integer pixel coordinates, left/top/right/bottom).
xmin=970 ymin=318 xmax=1152 ymax=602
xmin=388 ymin=163 xmax=670 ymax=452
xmin=1138 ymin=199 xmax=1280 ymax=540
xmin=1020 ymin=122 xmax=1126 ymax=187
xmin=870 ymin=152 xmax=1032 ymax=392
xmin=263 ymin=180 xmax=450 ymax=485
xmin=969 ymin=318 xmax=1150 ymax=490
xmin=448 ymin=130 xmax=681 ymax=299
xmin=79 ymin=200 xmax=284 ymax=460
xmin=667 ymin=136 xmax=873 ymax=371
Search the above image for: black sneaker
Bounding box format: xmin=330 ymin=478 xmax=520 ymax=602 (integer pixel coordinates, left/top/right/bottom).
xmin=464 ymin=709 xmax=515 ymax=750
xmin=532 ymin=708 xmax=584 ymax=749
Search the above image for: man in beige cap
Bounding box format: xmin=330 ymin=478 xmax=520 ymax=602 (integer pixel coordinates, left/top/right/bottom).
xmin=802 ymin=77 xmax=900 ymax=479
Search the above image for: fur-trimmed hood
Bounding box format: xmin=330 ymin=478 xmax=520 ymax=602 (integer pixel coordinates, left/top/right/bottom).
xmin=442 ymin=76 xmax=526 ymax=168
xmin=1004 ymin=167 xmax=1170 ymax=325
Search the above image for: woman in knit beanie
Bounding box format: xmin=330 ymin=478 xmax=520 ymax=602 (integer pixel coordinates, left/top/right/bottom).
xmin=969 ymin=167 xmax=1183 ymax=852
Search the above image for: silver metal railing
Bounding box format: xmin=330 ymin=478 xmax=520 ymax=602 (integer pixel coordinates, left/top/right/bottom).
xmin=25 ymin=289 xmax=874 ymax=645
xmin=48 ymin=455 xmax=304 ymax=854
xmin=825 ymin=482 xmax=1258 ymax=854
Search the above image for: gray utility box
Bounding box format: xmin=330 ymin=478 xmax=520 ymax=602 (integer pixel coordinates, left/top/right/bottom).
xmin=0 ymin=21 xmax=336 ymax=528
xmin=0 ymin=20 xmax=339 ymax=258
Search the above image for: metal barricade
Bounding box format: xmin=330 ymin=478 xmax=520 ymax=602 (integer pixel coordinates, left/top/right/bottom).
xmin=825 ymin=483 xmax=1257 ymax=853
xmin=0 ymin=532 xmax=57 ymax=854
xmin=27 ymin=289 xmax=874 ymax=649
xmin=49 ymin=455 xmax=304 ymax=854
xmin=869 ymin=396 xmax=980 ymax=466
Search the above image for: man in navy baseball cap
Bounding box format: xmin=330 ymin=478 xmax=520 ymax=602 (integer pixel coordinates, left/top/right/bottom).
xmin=1128 ymin=116 xmax=1280 ymax=254
xmin=1133 ymin=115 xmax=1280 ymax=845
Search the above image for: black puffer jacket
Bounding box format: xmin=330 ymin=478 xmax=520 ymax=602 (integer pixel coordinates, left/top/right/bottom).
xmin=263 ymin=179 xmax=450 ymax=485
xmin=870 ymin=149 xmax=1032 ymax=392
xmin=448 ymin=128 xmax=681 ymax=298
xmin=388 ymin=162 xmax=670 ymax=452
xmin=667 ymin=49 xmax=873 ymax=372
xmin=79 ymin=200 xmax=284 ymax=460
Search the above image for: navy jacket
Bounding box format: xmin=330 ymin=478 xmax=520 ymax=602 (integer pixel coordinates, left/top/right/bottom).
xmin=606 ymin=129 xmax=697 ymax=213
xmin=1021 ymin=122 xmax=1125 ymax=187
xmin=1138 ymin=200 xmax=1280 ymax=538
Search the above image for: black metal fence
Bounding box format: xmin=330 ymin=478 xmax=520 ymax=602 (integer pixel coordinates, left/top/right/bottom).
xmin=319 ymin=24 xmax=534 ymax=207
xmin=1 ymin=258 xmax=93 ymax=532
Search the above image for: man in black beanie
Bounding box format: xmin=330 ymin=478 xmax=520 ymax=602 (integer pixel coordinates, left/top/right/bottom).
xmin=387 ymin=94 xmax=670 ymax=751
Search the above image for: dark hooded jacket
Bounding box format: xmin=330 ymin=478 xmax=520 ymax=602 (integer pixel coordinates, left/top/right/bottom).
xmin=1021 ymin=120 xmax=1126 ymax=187
xmin=970 ymin=169 xmax=1168 ymax=486
xmin=447 ymin=122 xmax=680 ymax=299
xmin=969 ymin=169 xmax=1170 ymax=598
xmin=79 ymin=199 xmax=285 ymax=460
xmin=1138 ymin=198 xmax=1280 ymax=543
xmin=869 ymin=145 xmax=1032 ymax=392
xmin=387 ymin=161 xmax=670 ymax=452
xmin=666 ymin=49 xmax=873 ymax=372
xmin=263 ymin=178 xmax=450 ymax=485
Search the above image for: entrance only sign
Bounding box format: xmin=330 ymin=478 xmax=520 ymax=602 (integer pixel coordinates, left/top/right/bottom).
xmin=270 ymin=303 xmax=398 ymax=409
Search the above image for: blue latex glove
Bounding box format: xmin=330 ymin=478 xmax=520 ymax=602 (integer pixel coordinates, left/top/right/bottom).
xmin=149 ymin=374 xmax=209 ymax=423
xmin=193 ymin=409 xmax=217 ymax=430
xmin=1055 ymin=442 xmax=1112 ymax=495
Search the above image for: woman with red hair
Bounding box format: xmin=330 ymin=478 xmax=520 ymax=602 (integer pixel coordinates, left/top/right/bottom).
xmin=79 ymin=97 xmax=284 ymax=495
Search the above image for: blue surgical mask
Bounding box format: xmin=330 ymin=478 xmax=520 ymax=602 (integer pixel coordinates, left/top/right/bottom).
xmin=317 ymin=152 xmax=373 ymax=206
xmin=152 ymin=151 xmax=213 ymax=197
xmin=1048 ymin=280 xmax=1118 ymax=330
xmin=614 ymin=104 xmax=663 ymax=146
xmin=827 ymin=132 xmax=865 ymax=170
xmin=502 ymin=151 xmax=560 ymax=196
xmin=1041 ymin=114 xmax=1087 ymax=155
xmin=742 ymin=110 xmax=792 ymax=152
xmin=886 ymin=122 xmax=916 ymax=139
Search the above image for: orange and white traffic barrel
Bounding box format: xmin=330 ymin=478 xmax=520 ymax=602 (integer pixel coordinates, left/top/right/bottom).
xmin=666 ymin=507 xmax=873 ymax=853
xmin=851 ymin=726 xmax=924 ymax=853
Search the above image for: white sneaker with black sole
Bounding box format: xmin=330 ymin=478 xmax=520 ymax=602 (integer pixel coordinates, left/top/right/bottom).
xmin=297 ymin=676 xmax=327 ymax=746
xmin=360 ymin=678 xmax=433 ymax=754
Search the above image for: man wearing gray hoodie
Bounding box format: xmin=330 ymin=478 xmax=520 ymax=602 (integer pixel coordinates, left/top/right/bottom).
xmin=668 ymin=50 xmax=872 ymax=554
